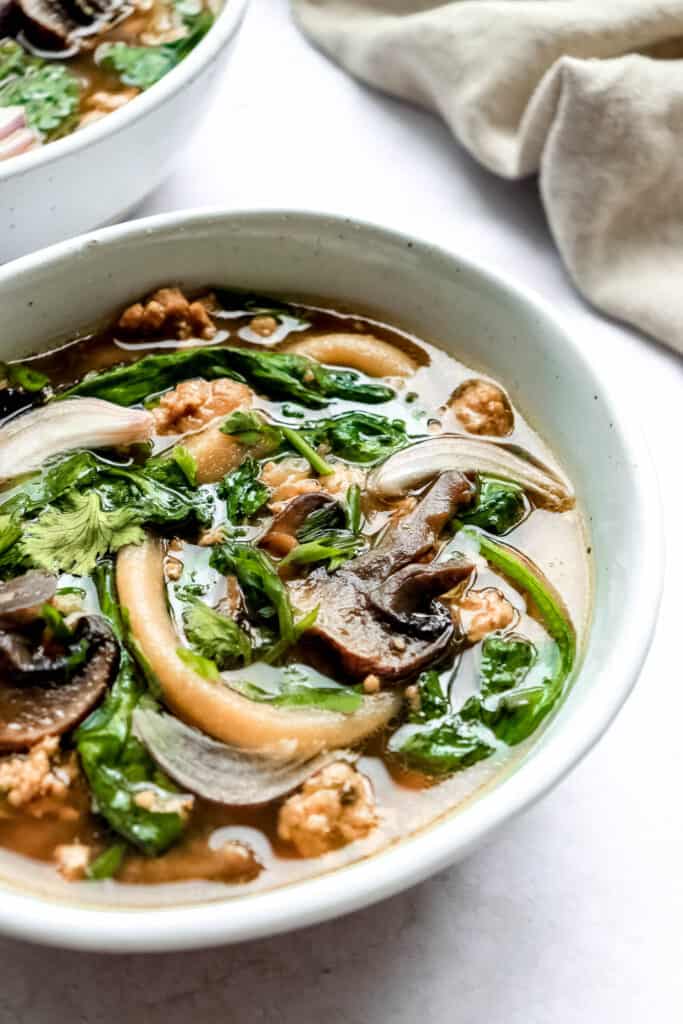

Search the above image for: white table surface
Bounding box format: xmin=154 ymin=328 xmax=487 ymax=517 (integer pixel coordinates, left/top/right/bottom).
xmin=2 ymin=1 xmax=682 ymax=1020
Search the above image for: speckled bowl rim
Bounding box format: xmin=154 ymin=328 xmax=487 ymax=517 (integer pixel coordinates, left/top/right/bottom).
xmin=0 ymin=208 xmax=664 ymax=952
xmin=0 ymin=0 xmax=250 ymax=182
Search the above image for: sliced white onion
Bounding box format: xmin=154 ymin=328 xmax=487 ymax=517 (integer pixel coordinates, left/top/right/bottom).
xmin=0 ymin=108 xmax=27 ymax=141
xmin=0 ymin=125 xmax=40 ymax=162
xmin=0 ymin=398 xmax=154 ymax=481
xmin=369 ymin=435 xmax=574 ymax=511
xmin=117 ymin=536 xmax=401 ymax=757
xmin=133 ymin=706 xmax=356 ymax=805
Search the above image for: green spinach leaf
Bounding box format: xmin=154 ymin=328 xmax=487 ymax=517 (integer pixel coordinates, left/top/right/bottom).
xmin=182 ymin=597 xmax=251 ymax=669
xmin=220 ymin=411 xmax=333 ymax=475
xmin=460 ymin=476 xmax=528 ymax=535
xmin=76 ymin=562 xmax=189 ymax=856
xmin=391 ymin=537 xmax=576 ymax=774
xmin=0 ymin=450 xmax=213 ymax=577
xmin=0 ymin=362 xmax=50 ymax=393
xmin=209 ymin=541 xmax=316 ymax=662
xmin=303 ymin=412 xmax=410 ymax=464
xmin=64 ymin=345 xmax=394 ymax=409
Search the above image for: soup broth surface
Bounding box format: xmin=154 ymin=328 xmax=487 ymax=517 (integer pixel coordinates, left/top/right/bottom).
xmin=0 ymin=289 xmax=590 ymax=906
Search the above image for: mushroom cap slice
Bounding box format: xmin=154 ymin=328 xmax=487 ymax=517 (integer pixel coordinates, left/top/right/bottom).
xmin=133 ymin=705 xmax=356 ymax=805
xmin=0 ymin=615 xmax=117 ymax=751
xmin=116 ymin=536 xmax=401 ymax=758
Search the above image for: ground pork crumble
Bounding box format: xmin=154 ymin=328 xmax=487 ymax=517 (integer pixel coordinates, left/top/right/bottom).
xmin=54 ymin=842 xmax=91 ymax=882
xmin=451 ymin=378 xmax=514 ymax=436
xmin=0 ymin=736 xmax=71 ymax=809
xmin=118 ymin=287 xmax=216 ymax=341
xmin=152 ymin=378 xmax=253 ymax=435
xmin=278 ymin=762 xmax=377 ymax=858
xmin=261 ymin=457 xmax=366 ymax=512
xmin=447 ymin=587 xmax=516 ymax=643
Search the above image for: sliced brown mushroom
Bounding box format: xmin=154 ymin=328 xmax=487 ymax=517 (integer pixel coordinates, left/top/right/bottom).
xmin=116 ymin=537 xmax=401 ymax=757
xmin=288 ymin=472 xmax=476 ymax=681
xmin=18 ymin=0 xmax=126 ymax=50
xmin=0 ymin=615 xmax=117 ymax=751
xmin=260 ymin=492 xmax=336 ymax=556
xmin=366 ymin=560 xmax=472 ymax=639
xmin=0 ymin=0 xmax=14 ymax=32
xmin=0 ymin=570 xmax=57 ymax=627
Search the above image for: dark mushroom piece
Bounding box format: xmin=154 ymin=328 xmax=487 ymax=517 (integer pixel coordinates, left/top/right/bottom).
xmin=18 ymin=0 xmax=126 ymax=51
xmin=260 ymin=492 xmax=337 ymax=557
xmin=0 ymin=570 xmax=57 ymax=627
xmin=367 ymin=560 xmax=471 ymax=639
xmin=0 ymin=0 xmax=16 ymax=35
xmin=288 ymin=471 xmax=476 ymax=681
xmin=0 ymin=614 xmax=117 ymax=751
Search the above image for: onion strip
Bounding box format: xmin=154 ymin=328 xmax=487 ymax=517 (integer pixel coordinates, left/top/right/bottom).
xmin=0 ymin=398 xmax=154 ymax=481
xmin=369 ymin=435 xmax=574 ymax=511
xmin=133 ymin=706 xmax=356 ymax=805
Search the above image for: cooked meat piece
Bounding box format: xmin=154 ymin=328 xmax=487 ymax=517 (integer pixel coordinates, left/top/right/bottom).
xmin=249 ymin=315 xmax=278 ymax=337
xmin=79 ymin=88 xmax=139 ymax=129
xmin=118 ymin=287 xmax=216 ymax=341
xmin=446 ymin=587 xmax=516 ymax=642
xmin=133 ymin=788 xmax=194 ymax=817
xmin=261 ymin=458 xmax=365 ymax=512
xmin=152 ymin=378 xmax=253 ymax=435
xmin=118 ymin=835 xmax=259 ymax=885
xmin=54 ymin=842 xmax=91 ymax=881
xmin=451 ymin=379 xmax=514 ymax=436
xmin=0 ymin=735 xmax=69 ymax=807
xmin=289 ymin=472 xmax=476 ymax=680
xmin=278 ymin=761 xmax=377 ymax=857
xmin=0 ymin=615 xmax=118 ymax=751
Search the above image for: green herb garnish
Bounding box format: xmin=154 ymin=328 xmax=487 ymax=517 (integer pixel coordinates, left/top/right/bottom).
xmin=96 ymin=11 xmax=213 ymax=90
xmin=0 ymin=40 xmax=79 ymax=137
xmin=76 ymin=562 xmax=189 ymax=856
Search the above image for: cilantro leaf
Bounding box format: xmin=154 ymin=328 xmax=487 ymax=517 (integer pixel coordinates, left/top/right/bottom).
xmin=0 ymin=42 xmax=80 ymax=137
xmin=23 ymin=491 xmax=145 ymax=576
xmin=217 ymin=456 xmax=270 ymax=524
xmin=96 ymin=11 xmax=214 ymax=90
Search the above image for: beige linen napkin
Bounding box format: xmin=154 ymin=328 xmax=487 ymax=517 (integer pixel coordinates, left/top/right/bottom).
xmin=292 ymin=0 xmax=683 ymax=352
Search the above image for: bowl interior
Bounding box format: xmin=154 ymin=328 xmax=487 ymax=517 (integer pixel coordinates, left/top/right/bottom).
xmin=0 ymin=211 xmax=661 ymax=951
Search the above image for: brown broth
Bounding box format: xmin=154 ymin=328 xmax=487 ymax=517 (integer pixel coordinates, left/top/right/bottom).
xmin=0 ymin=292 xmax=591 ymax=904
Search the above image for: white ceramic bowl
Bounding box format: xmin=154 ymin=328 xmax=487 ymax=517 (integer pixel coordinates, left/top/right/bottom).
xmin=0 ymin=0 xmax=249 ymax=263
xmin=0 ymin=209 xmax=663 ymax=952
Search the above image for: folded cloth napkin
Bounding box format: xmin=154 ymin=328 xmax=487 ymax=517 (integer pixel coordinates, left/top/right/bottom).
xmin=292 ymin=0 xmax=683 ymax=353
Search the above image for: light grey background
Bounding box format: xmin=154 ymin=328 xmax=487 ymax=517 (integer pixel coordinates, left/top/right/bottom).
xmin=1 ymin=1 xmax=681 ymax=1020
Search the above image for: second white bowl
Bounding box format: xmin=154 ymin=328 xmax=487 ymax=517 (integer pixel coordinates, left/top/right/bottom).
xmin=0 ymin=0 xmax=249 ymax=263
